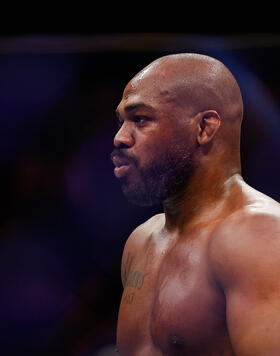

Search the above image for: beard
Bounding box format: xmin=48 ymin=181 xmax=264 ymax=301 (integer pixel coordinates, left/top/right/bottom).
xmin=112 ymin=145 xmax=194 ymax=207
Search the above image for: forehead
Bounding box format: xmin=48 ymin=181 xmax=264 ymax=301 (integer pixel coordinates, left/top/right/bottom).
xmin=118 ymin=69 xmax=177 ymax=113
xmin=125 ymin=70 xmax=161 ymax=99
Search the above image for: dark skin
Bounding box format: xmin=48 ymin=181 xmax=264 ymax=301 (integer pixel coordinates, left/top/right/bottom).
xmin=112 ymin=53 xmax=280 ymax=355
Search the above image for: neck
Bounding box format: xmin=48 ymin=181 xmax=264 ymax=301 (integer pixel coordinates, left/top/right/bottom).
xmin=163 ymin=157 xmax=242 ymax=232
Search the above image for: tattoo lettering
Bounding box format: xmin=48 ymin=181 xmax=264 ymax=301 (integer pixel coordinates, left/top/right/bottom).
xmin=122 ymin=252 xmax=149 ymax=289
xmin=122 ymin=252 xmax=134 ymax=285
xmin=123 ymin=291 xmax=135 ymax=304
xmin=126 ymin=269 xmax=149 ymax=290
xmin=122 ymin=252 xmax=149 ymax=304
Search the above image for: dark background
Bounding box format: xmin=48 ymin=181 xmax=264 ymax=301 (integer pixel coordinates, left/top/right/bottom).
xmin=1 ymin=32 xmax=280 ymax=356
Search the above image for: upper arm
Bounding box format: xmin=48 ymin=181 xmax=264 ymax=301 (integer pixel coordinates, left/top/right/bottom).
xmin=120 ymin=228 xmax=140 ymax=288
xmin=210 ymin=211 xmax=280 ymax=355
xmin=120 ymin=213 xmax=164 ymax=287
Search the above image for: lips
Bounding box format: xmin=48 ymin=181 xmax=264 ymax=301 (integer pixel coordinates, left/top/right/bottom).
xmin=112 ymin=155 xmax=132 ymax=178
xmin=112 ymin=155 xmax=130 ymax=168
xmin=114 ymin=165 xmax=131 ymax=178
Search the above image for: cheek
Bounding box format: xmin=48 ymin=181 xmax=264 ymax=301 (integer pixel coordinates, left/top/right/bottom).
xmin=134 ymin=121 xmax=195 ymax=167
xmin=135 ymin=143 xmax=160 ymax=169
xmin=172 ymin=124 xmax=196 ymax=154
xmin=135 ymin=138 xmax=182 ymax=170
xmin=132 ymin=130 xmax=164 ymax=167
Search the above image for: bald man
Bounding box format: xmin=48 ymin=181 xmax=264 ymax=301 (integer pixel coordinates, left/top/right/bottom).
xmin=111 ymin=53 xmax=280 ymax=355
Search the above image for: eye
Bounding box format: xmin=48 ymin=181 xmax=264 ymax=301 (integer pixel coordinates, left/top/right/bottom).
xmin=133 ymin=116 xmax=149 ymax=125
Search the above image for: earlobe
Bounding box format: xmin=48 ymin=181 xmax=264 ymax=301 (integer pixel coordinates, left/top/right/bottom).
xmin=197 ymin=110 xmax=221 ymax=146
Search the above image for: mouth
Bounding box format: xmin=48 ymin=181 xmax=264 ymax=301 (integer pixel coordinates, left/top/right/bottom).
xmin=112 ymin=155 xmax=132 ymax=178
xmin=114 ymin=164 xmax=131 ymax=178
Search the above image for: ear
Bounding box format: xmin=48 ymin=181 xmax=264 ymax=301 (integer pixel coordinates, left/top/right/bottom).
xmin=196 ymin=110 xmax=221 ymax=145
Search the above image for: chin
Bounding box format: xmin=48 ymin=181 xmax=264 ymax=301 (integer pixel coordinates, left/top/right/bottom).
xmin=121 ymin=181 xmax=164 ymax=207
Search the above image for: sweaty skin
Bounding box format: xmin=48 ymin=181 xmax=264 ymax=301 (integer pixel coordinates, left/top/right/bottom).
xmin=112 ymin=53 xmax=280 ymax=355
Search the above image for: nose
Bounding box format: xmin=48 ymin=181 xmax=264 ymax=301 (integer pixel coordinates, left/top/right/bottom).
xmin=113 ymin=122 xmax=135 ymax=148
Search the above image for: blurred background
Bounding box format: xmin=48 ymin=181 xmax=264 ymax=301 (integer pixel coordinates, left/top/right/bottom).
xmin=1 ymin=32 xmax=280 ymax=356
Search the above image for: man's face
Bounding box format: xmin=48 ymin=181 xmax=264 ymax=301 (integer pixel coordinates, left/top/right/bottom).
xmin=111 ymin=72 xmax=196 ymax=206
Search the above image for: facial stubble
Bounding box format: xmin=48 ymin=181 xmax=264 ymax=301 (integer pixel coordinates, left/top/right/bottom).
xmin=120 ymin=145 xmax=194 ymax=207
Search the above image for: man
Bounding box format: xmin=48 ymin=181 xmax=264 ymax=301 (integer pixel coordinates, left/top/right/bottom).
xmin=111 ymin=53 xmax=280 ymax=355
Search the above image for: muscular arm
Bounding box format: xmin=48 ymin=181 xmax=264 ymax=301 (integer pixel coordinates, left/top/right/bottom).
xmin=120 ymin=214 xmax=163 ymax=287
xmin=210 ymin=211 xmax=280 ymax=356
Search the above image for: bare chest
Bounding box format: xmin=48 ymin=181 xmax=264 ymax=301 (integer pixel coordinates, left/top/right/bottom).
xmin=117 ymin=235 xmax=232 ymax=355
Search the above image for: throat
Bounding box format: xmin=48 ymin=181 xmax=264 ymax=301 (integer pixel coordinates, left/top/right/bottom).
xmin=163 ymin=188 xmax=185 ymax=220
xmin=163 ymin=172 xmax=243 ymax=231
xmin=163 ymin=182 xmax=205 ymax=230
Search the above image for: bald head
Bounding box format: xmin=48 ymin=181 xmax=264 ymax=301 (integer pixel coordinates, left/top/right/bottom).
xmin=114 ymin=53 xmax=243 ymax=205
xmin=130 ymin=53 xmax=243 ymax=123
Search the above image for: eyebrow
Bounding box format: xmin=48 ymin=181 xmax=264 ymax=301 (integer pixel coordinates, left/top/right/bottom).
xmin=115 ymin=102 xmax=156 ymax=117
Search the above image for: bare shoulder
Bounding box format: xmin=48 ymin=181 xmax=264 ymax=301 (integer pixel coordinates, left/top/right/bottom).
xmin=120 ymin=213 xmax=164 ymax=286
xmin=209 ymin=185 xmax=280 ymax=288
xmin=122 ymin=213 xmax=165 ymax=256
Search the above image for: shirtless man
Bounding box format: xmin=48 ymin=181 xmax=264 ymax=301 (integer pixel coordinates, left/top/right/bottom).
xmin=111 ymin=53 xmax=280 ymax=355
